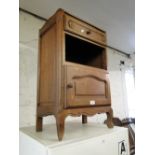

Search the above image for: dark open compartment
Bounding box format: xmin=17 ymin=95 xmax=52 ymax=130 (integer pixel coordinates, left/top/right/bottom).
xmin=65 ymin=34 xmax=107 ymax=69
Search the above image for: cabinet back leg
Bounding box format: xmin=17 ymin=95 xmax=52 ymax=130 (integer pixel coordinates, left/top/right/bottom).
xmin=106 ymin=108 xmax=114 ymax=128
xmin=36 ymin=116 xmax=43 ymax=131
xmin=82 ymin=115 xmax=87 ymax=124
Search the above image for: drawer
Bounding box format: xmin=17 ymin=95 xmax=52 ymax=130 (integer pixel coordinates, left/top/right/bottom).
xmin=65 ymin=65 xmax=111 ymax=108
xmin=64 ymin=14 xmax=106 ymax=45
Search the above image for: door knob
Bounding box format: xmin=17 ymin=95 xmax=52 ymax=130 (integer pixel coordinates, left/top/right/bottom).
xmin=67 ymin=83 xmax=73 ymax=88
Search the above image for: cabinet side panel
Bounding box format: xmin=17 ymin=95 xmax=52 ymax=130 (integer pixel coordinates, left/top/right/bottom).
xmin=38 ymin=25 xmax=57 ymax=108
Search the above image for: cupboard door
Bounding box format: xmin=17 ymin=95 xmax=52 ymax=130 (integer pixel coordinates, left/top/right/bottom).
xmin=65 ymin=65 xmax=111 ymax=108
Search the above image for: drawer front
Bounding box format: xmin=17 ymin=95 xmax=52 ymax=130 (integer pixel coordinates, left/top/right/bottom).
xmin=64 ymin=15 xmax=106 ymax=45
xmin=65 ymin=65 xmax=111 ymax=108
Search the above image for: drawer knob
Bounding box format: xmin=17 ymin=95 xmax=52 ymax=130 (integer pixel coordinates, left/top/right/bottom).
xmin=86 ymin=30 xmax=91 ymax=35
xmin=81 ymin=29 xmax=85 ymax=33
xmin=67 ymin=83 xmax=73 ymax=88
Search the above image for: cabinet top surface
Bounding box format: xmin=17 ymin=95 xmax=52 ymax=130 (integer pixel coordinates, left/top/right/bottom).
xmin=62 ymin=9 xmax=106 ymax=33
xmin=20 ymin=121 xmax=127 ymax=147
xmin=40 ymin=8 xmax=106 ymax=34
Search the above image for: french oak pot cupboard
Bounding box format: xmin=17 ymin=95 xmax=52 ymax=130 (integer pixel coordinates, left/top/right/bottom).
xmin=36 ymin=9 xmax=114 ymax=141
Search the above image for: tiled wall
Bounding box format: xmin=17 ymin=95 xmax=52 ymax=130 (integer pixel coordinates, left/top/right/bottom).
xmin=19 ymin=11 xmax=134 ymax=127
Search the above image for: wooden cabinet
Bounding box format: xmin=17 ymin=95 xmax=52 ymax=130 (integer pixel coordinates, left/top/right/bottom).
xmin=36 ymin=9 xmax=113 ymax=141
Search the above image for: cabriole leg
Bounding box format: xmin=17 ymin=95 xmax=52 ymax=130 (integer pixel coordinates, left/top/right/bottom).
xmin=55 ymin=114 xmax=66 ymax=141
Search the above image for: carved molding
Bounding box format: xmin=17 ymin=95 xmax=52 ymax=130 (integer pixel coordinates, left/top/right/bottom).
xmin=73 ymin=74 xmax=106 ymax=82
xmin=56 ymin=107 xmax=112 ymax=118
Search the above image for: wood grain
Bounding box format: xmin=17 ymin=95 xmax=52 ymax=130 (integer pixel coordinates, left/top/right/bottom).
xmin=36 ymin=8 xmax=113 ymax=141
